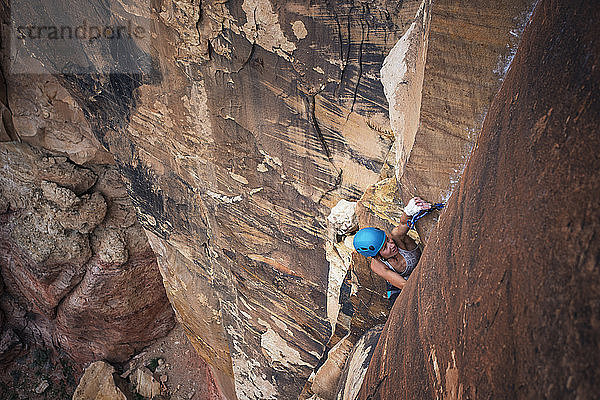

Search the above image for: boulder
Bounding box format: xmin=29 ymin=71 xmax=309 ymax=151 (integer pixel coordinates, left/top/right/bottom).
xmin=327 ymin=200 xmax=358 ymax=235
xmin=72 ymin=361 xmax=127 ymax=400
xmin=130 ymin=367 xmax=162 ymax=399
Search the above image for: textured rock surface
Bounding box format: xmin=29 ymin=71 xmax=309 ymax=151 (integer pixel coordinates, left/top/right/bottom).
xmin=6 ymin=74 xmax=114 ymax=165
xmin=0 ymin=0 xmax=582 ymax=398
xmin=10 ymin=1 xmax=423 ymax=398
xmin=0 ymin=142 xmax=174 ymax=363
xmin=310 ymin=335 xmax=355 ymax=399
xmin=358 ymin=1 xmax=600 ymax=398
xmin=327 ymin=200 xmax=358 ymax=235
xmin=381 ymin=0 xmax=431 ymax=181
xmin=335 ymin=325 xmax=383 ymax=400
xmin=0 ymin=328 xmax=22 ymax=365
xmin=131 ymin=367 xmax=162 ymax=399
xmin=72 ymin=361 xmax=127 ymax=400
xmin=390 ymin=0 xmax=537 ymax=241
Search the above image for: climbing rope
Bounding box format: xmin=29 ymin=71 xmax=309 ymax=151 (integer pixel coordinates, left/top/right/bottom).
xmin=407 ymin=202 xmax=445 ymax=230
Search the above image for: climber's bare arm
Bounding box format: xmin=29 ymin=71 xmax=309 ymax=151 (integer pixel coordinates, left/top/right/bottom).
xmin=391 ymin=214 xmax=411 ymax=239
xmin=370 ymin=257 xmax=407 ymax=290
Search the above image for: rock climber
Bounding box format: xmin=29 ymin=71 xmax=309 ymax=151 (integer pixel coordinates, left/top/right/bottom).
xmin=353 ymin=197 xmax=432 ymax=305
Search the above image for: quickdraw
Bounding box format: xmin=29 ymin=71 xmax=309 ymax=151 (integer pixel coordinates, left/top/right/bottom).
xmin=407 ymin=202 xmax=445 ymax=229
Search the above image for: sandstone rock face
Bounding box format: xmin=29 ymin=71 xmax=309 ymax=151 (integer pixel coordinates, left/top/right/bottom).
xmin=387 ymin=0 xmax=537 ymax=241
xmin=314 ymin=0 xmax=540 ymax=387
xmin=72 ymin=361 xmax=127 ymax=400
xmin=0 ymin=0 xmax=571 ymax=399
xmin=335 ymin=325 xmax=383 ymax=400
xmin=9 ymin=1 xmax=424 ymax=398
xmin=358 ymin=1 xmax=600 ymax=398
xmin=310 ymin=335 xmax=355 ymax=399
xmin=380 ymin=0 xmax=431 ymax=182
xmin=6 ymin=74 xmax=114 ymax=165
xmin=0 ymin=142 xmax=174 ymax=363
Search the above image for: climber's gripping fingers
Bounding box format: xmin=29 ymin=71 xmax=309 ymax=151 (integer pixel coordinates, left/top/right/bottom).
xmin=414 ymin=197 xmax=431 ymax=210
xmin=403 ymin=196 xmax=432 ymax=216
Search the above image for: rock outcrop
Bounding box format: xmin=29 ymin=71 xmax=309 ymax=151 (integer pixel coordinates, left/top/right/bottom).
xmin=0 ymin=142 xmax=174 ymax=363
xmin=358 ymin=0 xmax=600 ymax=398
xmin=72 ymin=361 xmax=127 ymax=400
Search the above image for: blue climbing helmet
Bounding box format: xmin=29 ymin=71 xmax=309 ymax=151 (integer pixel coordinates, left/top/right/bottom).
xmin=353 ymin=227 xmax=386 ymax=257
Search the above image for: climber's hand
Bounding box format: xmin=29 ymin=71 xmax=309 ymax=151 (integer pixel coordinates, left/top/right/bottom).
xmin=403 ymin=196 xmax=432 ymax=216
xmin=414 ymin=197 xmax=431 ymax=210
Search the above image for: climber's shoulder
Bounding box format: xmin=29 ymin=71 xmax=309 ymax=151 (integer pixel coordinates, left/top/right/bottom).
xmin=370 ymin=257 xmax=387 ymax=274
xmin=391 ymin=225 xmax=405 ymax=237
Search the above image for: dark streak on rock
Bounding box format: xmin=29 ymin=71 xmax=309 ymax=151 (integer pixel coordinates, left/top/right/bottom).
xmin=349 ymin=3 xmax=369 ymax=118
xmin=304 ymin=93 xmax=334 ymax=163
xmin=318 ymin=169 xmax=343 ymax=204
xmin=235 ymin=41 xmax=257 ymax=74
xmin=303 ymin=91 xmax=346 ymax=203
xmin=348 ymin=147 xmax=384 ymax=173
xmin=339 ymin=273 xmax=354 ymax=317
xmin=0 ymin=64 xmax=19 ymax=142
xmin=334 ymin=4 xmax=354 ymax=97
xmin=333 ymin=10 xmax=345 ymax=69
xmin=365 ymin=374 xmax=387 ymax=400
xmin=119 ymin=160 xmax=169 ymax=239
xmin=196 ymin=0 xmax=203 ymax=46
xmin=59 ymin=73 xmax=148 ymax=150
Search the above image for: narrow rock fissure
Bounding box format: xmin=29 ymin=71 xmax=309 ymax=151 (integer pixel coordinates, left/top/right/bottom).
xmin=348 ymin=3 xmax=369 ymax=117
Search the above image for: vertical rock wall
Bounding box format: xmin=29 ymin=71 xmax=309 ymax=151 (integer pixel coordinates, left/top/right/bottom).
xmin=385 ymin=0 xmax=537 ymax=240
xmin=358 ymin=0 xmax=600 ymax=398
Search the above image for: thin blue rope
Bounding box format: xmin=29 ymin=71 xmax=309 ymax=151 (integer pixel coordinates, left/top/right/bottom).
xmin=407 ymin=202 xmax=445 ymax=229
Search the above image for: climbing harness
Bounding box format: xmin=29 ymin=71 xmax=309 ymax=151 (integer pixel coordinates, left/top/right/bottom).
xmin=406 ymin=202 xmax=445 ymax=230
